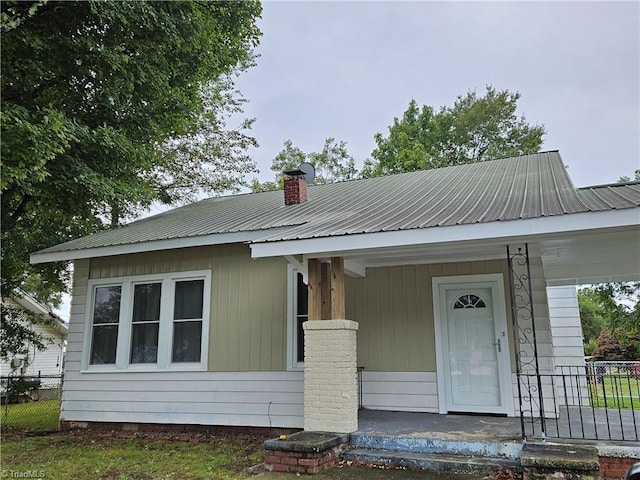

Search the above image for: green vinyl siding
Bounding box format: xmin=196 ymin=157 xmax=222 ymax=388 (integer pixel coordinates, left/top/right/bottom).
xmin=346 ymin=260 xmax=510 ymax=372
xmin=89 ymin=244 xmax=288 ymax=372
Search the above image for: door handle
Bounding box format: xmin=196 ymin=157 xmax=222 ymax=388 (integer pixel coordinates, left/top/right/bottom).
xmin=492 ymin=338 xmax=502 ymax=353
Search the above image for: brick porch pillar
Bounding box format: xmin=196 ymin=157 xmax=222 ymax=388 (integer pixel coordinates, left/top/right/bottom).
xmin=303 ymin=319 xmax=359 ymax=433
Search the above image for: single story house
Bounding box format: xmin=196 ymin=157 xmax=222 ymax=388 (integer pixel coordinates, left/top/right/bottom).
xmin=31 ymin=151 xmax=639 ymax=434
xmin=0 ymin=290 xmax=67 ymax=377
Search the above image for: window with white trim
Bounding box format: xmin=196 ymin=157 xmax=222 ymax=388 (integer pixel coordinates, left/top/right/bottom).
xmin=84 ymin=270 xmax=211 ymax=371
xmin=287 ymin=266 xmax=308 ymax=370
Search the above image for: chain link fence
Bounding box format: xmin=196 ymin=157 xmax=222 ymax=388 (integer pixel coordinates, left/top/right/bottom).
xmin=1 ymin=375 xmax=63 ymax=432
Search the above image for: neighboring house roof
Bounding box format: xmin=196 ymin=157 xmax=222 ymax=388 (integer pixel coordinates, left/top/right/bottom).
xmin=30 ymin=151 xmax=640 ymax=264
xmin=10 ymin=290 xmax=68 ymax=336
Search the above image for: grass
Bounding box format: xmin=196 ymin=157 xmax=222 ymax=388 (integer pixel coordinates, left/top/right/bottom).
xmin=589 ymin=375 xmax=640 ymax=409
xmin=1 ymin=399 xmax=60 ymax=431
xmin=0 ymin=431 xmax=267 ymax=480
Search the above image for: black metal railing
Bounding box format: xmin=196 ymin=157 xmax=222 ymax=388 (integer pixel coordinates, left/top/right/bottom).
xmin=1 ymin=374 xmax=63 ymax=432
xmin=519 ymin=364 xmax=639 ymax=441
xmin=507 ymin=244 xmax=547 ymax=437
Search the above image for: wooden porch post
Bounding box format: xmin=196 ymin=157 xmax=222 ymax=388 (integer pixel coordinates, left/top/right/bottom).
xmin=321 ymin=262 xmax=332 ymax=320
xmin=331 ymin=257 xmax=345 ymax=319
xmin=307 ymin=259 xmax=321 ymax=321
xmin=303 ymin=255 xmax=358 ymax=433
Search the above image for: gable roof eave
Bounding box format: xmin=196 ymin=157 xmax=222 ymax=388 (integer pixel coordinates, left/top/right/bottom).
xmin=11 ymin=290 xmax=68 ymax=334
xmin=30 ymin=228 xmax=288 ymax=265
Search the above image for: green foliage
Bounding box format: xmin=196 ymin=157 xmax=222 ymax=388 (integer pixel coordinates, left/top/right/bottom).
xmin=1 ymin=376 xmax=42 ymax=404
xmin=583 ymin=339 xmax=597 ymax=357
xmin=367 ymin=86 xmax=545 ymax=176
xmin=0 ymin=303 xmax=53 ymax=362
xmin=580 ymin=283 xmax=640 ymax=359
xmin=592 ymin=330 xmax=638 ymax=361
xmin=1 ymin=0 xmax=261 ymax=357
xmin=577 ymin=289 xmax=607 ymax=343
xmin=252 ymin=137 xmax=358 ymax=191
xmin=619 ymin=170 xmax=640 ymax=183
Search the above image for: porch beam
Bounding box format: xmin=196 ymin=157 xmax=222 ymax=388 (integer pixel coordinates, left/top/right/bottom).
xmin=331 ymin=257 xmax=345 ymax=319
xmin=321 ymin=261 xmax=332 ymax=320
xmin=307 ymin=259 xmax=321 ymax=321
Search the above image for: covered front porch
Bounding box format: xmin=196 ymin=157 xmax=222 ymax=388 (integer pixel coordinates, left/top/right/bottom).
xmin=343 ymin=410 xmax=638 ymax=476
xmin=251 ymin=208 xmax=639 ymax=437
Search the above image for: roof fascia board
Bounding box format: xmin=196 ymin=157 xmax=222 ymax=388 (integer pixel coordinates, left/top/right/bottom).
xmin=12 ymin=291 xmax=68 ymax=332
xmin=30 ymin=229 xmax=283 ymax=264
xmin=250 ymin=208 xmax=640 ymax=258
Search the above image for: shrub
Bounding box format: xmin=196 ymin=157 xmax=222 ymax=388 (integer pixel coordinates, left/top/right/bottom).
xmin=1 ymin=377 xmax=41 ymax=404
xmin=592 ymin=330 xmax=638 ymax=361
xmin=583 ymin=339 xmax=597 ymax=356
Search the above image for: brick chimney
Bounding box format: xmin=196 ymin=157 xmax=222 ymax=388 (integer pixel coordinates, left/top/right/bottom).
xmin=284 ymin=176 xmax=307 ymax=205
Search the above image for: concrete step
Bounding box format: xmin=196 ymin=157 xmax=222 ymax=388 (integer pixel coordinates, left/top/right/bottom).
xmin=520 ymin=442 xmax=602 ymax=480
xmin=343 ymin=448 xmax=521 ymax=474
xmin=350 ymin=433 xmax=523 ymax=459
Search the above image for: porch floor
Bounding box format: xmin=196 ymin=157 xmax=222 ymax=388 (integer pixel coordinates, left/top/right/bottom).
xmin=356 ymin=408 xmax=639 ymax=443
xmin=356 ymin=409 xmax=521 ymax=441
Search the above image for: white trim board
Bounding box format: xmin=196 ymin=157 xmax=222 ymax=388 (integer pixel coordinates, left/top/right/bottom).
xmin=250 ymin=209 xmax=639 ymax=258
xmin=30 ymin=229 xmax=289 ymax=264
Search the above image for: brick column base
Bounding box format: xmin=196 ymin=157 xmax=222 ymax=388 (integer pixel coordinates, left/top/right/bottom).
xmin=303 ymin=319 xmax=358 ymax=433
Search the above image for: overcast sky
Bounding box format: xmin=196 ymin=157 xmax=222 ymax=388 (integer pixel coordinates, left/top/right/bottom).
xmin=236 ymin=0 xmax=640 ymax=188
xmin=54 ymin=1 xmax=639 ymax=320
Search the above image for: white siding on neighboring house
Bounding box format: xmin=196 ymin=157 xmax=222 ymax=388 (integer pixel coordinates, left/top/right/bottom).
xmin=0 ymin=294 xmax=66 ymax=378
xmin=0 ymin=322 xmax=65 ymax=377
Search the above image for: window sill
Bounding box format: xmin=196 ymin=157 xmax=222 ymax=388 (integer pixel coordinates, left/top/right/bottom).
xmin=287 ymin=363 xmax=304 ymax=372
xmin=80 ymin=364 xmax=207 ymax=374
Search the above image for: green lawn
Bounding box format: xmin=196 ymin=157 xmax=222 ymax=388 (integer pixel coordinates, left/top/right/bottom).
xmin=1 ymin=432 xmax=266 ymax=480
xmin=1 ymin=399 xmax=60 ymax=431
xmin=589 ymin=375 xmax=640 ymax=409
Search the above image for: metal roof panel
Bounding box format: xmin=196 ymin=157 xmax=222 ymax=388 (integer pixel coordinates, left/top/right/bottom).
xmin=33 ymin=152 xmax=640 ymax=256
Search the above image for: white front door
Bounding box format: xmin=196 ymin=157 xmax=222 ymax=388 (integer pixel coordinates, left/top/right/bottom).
xmin=433 ymin=276 xmax=513 ymax=415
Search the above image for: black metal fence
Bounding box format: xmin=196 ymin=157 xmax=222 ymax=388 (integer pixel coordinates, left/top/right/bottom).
xmin=519 ymin=363 xmax=639 ymax=441
xmin=1 ymin=375 xmax=63 ymax=431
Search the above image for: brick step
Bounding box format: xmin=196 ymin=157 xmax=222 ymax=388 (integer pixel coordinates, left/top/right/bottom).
xmin=343 ymin=448 xmax=521 ymax=474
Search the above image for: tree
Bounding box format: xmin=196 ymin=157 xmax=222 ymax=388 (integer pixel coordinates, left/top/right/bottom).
xmin=577 ymin=288 xmax=607 ymax=343
xmin=579 ymin=283 xmax=640 ymax=358
xmin=366 ymin=86 xmax=545 ymax=176
xmin=1 ymin=0 xmax=261 ymax=360
xmin=251 ymin=138 xmax=358 ymax=192
xmin=0 ymin=303 xmax=53 ymax=363
xmin=618 ymin=170 xmax=640 ymax=183
xmin=592 ymin=330 xmax=637 ymax=361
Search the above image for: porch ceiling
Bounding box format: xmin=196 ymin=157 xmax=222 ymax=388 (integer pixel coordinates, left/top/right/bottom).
xmin=293 ymin=226 xmax=639 ymax=286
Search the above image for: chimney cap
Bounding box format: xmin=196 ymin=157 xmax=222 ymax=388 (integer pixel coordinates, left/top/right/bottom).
xmin=284 ymin=162 xmax=316 ymax=183
xmin=284 ymin=168 xmax=305 ymax=178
